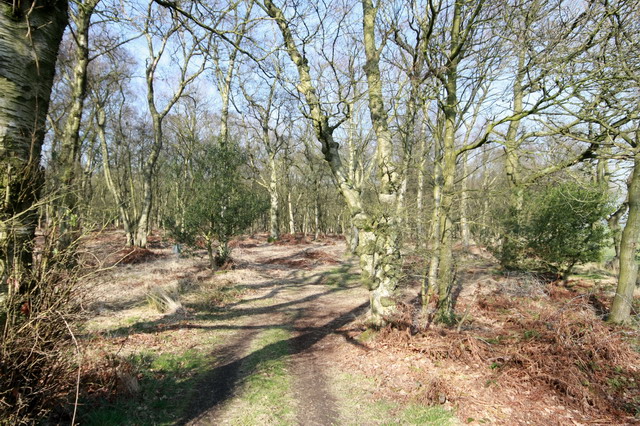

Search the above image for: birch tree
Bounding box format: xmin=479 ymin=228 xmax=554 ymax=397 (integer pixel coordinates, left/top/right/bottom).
xmin=0 ymin=1 xmax=68 ymax=294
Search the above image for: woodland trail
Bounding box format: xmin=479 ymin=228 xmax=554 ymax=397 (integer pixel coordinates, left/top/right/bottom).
xmin=177 ymin=242 xmax=369 ymax=425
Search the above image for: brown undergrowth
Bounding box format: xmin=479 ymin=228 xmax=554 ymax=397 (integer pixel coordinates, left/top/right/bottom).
xmin=368 ymin=277 xmax=640 ymax=423
xmin=259 ymin=248 xmax=340 ymax=269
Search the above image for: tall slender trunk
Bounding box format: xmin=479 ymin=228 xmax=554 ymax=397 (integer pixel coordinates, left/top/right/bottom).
xmin=268 ymin=154 xmax=279 ymax=240
xmin=432 ymin=0 xmax=466 ymax=321
xmin=314 ymin=199 xmax=320 ymax=240
xmin=218 ymin=1 xmax=253 ymax=145
xmin=609 ymin=151 xmax=640 ymax=323
xmin=54 ymin=0 xmax=99 ymax=249
xmin=95 ymin=103 xmax=135 ymax=246
xmin=134 ymin=114 xmax=162 ymax=247
xmin=426 ymin=141 xmax=442 ymax=307
xmin=287 ymin=191 xmax=295 ymax=234
xmin=416 ymin=124 xmax=429 ymax=241
xmin=460 ymin=151 xmax=471 ymax=247
xmin=0 ymin=2 xmax=68 ymax=294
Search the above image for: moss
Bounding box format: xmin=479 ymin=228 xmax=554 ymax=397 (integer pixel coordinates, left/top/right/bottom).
xmin=367 ymin=278 xmax=380 ymax=291
xmin=380 ymin=296 xmax=396 ymax=307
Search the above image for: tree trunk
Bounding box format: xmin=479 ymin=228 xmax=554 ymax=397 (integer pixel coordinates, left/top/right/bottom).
xmin=54 ymin=0 xmax=99 ymax=249
xmin=0 ymin=2 xmax=68 ymax=294
xmin=264 ymin=0 xmax=402 ymax=326
xmin=268 ymin=154 xmax=279 ymax=240
xmin=287 ymin=191 xmax=295 ymax=234
xmin=95 ymin=103 xmax=135 ymax=246
xmin=314 ymin=198 xmax=320 ymax=240
xmin=609 ymin=151 xmax=640 ymax=323
xmin=426 ymin=138 xmax=443 ymax=308
xmin=416 ymin=131 xmax=428 ymax=241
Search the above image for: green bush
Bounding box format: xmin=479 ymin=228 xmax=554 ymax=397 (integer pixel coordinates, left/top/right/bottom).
xmin=499 ymin=180 xmax=612 ymax=277
xmin=168 ymin=144 xmax=268 ymax=269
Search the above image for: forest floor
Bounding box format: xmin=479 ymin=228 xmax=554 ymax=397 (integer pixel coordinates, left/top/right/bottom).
xmin=71 ymin=230 xmax=640 ymax=425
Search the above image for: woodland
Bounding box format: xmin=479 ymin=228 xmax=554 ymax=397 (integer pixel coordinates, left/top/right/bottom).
xmin=1 ymin=0 xmax=640 ymax=424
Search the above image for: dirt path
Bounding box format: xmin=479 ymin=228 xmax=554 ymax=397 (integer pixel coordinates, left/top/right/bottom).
xmin=177 ymin=242 xmax=368 ymax=425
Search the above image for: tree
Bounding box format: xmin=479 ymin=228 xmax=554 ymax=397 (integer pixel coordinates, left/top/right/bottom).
xmin=240 ymin=58 xmax=291 ymax=241
xmin=170 ymin=144 xmax=268 ymax=269
xmin=260 ymin=0 xmax=404 ymax=325
xmin=503 ymin=180 xmax=611 ymax=278
xmin=132 ymin=1 xmax=208 ymax=247
xmin=52 ymin=0 xmax=100 ymax=250
xmin=0 ymin=1 xmax=68 ymax=295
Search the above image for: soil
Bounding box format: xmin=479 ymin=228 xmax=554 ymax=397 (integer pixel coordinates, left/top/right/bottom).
xmin=79 ymin=232 xmax=640 ymax=425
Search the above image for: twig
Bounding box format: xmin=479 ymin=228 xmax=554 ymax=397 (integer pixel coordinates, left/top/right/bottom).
xmin=59 ymin=312 xmax=81 ymax=426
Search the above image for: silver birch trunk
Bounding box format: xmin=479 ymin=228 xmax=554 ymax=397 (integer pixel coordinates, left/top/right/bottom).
xmin=0 ymin=2 xmax=68 ymax=294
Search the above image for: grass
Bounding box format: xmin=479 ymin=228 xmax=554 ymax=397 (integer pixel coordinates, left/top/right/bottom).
xmin=332 ymin=372 xmax=455 ymax=425
xmin=400 ymin=403 xmax=455 ymax=425
xmin=224 ymin=327 xmax=296 ymax=425
xmin=80 ymin=350 xmax=211 ymax=425
xmin=322 ymin=264 xmax=360 ymax=288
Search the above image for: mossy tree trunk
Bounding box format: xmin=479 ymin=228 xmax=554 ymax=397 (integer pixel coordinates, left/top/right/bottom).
xmin=0 ymin=1 xmax=68 ymax=295
xmin=263 ymin=0 xmax=402 ymax=326
xmin=609 ymin=150 xmax=640 ymax=323
xmin=53 ymin=0 xmax=99 ymax=250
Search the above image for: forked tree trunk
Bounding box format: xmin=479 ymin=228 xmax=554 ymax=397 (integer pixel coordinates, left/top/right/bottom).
xmin=609 ymin=151 xmax=640 ymax=323
xmin=0 ymin=2 xmax=68 ymax=294
xmin=264 ymin=0 xmax=402 ymax=325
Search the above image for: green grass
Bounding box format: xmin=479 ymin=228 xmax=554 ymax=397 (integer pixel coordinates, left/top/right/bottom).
xmin=80 ymin=350 xmax=211 ymax=426
xmin=227 ymin=327 xmax=295 ymax=425
xmin=332 ymin=372 xmax=455 ymax=425
xmin=322 ymin=264 xmax=360 ymax=288
xmin=400 ymin=403 xmax=455 ymax=425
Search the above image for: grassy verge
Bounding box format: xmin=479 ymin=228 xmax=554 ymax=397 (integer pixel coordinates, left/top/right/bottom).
xmin=80 ymin=350 xmax=210 ymax=425
xmin=223 ymin=327 xmax=296 ymax=425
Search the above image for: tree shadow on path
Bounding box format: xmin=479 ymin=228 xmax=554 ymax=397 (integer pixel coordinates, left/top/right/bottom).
xmin=179 ymin=301 xmax=369 ymax=425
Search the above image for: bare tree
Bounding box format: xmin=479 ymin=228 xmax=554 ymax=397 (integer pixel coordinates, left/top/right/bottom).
xmin=132 ymin=1 xmax=208 ymax=247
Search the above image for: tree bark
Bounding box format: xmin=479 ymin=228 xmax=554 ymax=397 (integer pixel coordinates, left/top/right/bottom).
xmin=54 ymin=0 xmax=99 ymax=249
xmin=0 ymin=1 xmax=68 ymax=294
xmin=609 ymin=151 xmax=640 ymax=323
xmin=268 ymin=154 xmax=279 ymax=240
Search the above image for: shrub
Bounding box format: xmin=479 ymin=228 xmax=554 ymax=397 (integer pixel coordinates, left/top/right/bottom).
xmin=167 ymin=144 xmax=268 ymax=269
xmin=499 ymin=180 xmax=612 ymax=277
xmin=0 ymin=236 xmax=80 ymax=423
